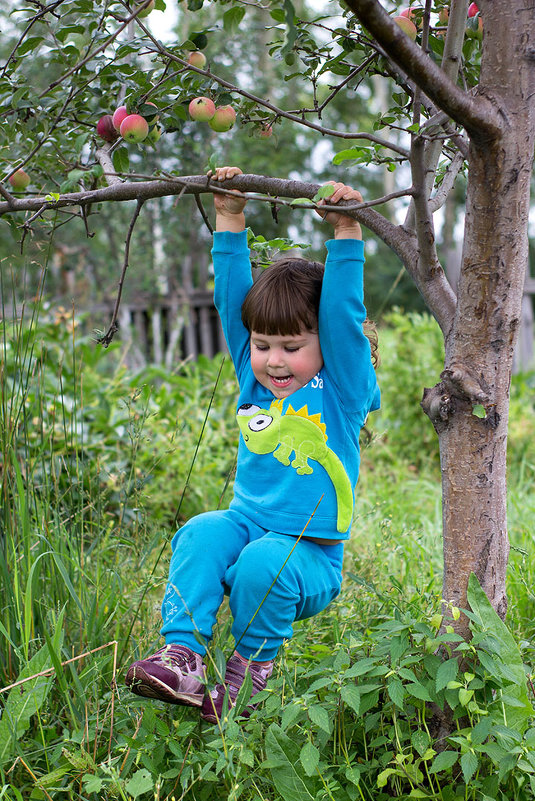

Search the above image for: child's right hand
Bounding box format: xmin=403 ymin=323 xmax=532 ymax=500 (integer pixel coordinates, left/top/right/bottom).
xmin=210 ymin=166 xmax=247 ymax=217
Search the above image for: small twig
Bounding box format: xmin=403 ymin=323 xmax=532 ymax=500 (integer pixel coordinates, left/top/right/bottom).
xmin=429 ymin=151 xmax=465 ymax=213
xmin=195 ymin=194 xmax=214 ymax=234
xmin=97 ymin=198 xmax=145 ymax=347
xmin=0 ymin=640 xmax=118 ymax=694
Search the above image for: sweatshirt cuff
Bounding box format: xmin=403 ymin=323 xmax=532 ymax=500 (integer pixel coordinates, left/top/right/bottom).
xmin=212 ymin=229 xmax=249 ymax=255
xmin=325 ymin=238 xmax=365 ymax=261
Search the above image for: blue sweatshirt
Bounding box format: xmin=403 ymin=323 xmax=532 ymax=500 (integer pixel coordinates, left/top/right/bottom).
xmin=213 ymin=230 xmax=379 ymax=541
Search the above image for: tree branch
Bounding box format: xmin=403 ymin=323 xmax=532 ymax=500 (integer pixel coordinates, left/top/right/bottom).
xmin=344 ymin=0 xmax=504 ymax=141
xmin=144 ymin=42 xmax=410 ymax=156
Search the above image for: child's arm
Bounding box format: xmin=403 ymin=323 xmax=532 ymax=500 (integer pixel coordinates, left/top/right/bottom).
xmin=317 ymin=181 xmax=363 ymax=240
xmin=211 ymin=166 xmax=247 ymax=232
xmin=317 ymin=182 xmax=378 ymax=415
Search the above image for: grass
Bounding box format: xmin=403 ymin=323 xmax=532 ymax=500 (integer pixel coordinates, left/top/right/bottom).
xmin=1 ymin=304 xmax=535 ymax=800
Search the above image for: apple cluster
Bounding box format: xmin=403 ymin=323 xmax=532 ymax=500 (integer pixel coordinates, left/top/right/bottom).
xmin=96 ymin=103 xmax=161 ymax=145
xmin=392 ymin=3 xmax=482 ymax=40
xmin=188 ymin=96 xmax=237 ymax=133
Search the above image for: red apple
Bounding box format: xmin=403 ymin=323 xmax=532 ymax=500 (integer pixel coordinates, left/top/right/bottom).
xmin=8 ymin=169 xmax=30 ymax=191
xmin=120 ymin=113 xmax=149 ymax=143
xmin=467 ymin=2 xmax=479 ymax=16
xmin=209 ymin=105 xmax=236 ymax=132
xmin=188 ymin=96 xmax=216 ymax=121
xmin=96 ymin=114 xmax=119 ymax=143
xmin=134 ymin=0 xmax=155 ymax=18
xmin=259 ymin=123 xmax=273 ymax=138
xmin=188 ymin=51 xmax=207 ymax=68
xmin=393 ymin=15 xmax=418 ymax=40
xmin=112 ymin=105 xmax=129 ymax=131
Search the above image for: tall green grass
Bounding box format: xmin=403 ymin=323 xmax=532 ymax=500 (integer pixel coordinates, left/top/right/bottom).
xmin=1 ymin=302 xmax=534 ymax=800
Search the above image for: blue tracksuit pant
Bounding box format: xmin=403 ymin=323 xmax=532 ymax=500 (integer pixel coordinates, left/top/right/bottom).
xmin=160 ymin=509 xmax=344 ymax=661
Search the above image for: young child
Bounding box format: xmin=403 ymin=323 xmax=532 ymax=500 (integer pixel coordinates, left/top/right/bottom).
xmin=125 ymin=166 xmax=380 ymax=723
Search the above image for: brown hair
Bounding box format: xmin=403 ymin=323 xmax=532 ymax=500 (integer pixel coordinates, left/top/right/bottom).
xmin=241 ymin=257 xmax=379 ymax=366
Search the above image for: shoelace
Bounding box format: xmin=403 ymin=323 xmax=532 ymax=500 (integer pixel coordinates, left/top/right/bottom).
xmin=151 ymin=645 xmax=196 ymax=669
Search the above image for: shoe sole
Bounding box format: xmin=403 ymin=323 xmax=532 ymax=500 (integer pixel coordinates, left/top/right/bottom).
xmin=125 ymin=666 xmax=203 ymax=707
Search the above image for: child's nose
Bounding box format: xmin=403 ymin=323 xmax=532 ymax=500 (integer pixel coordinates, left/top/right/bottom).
xmin=267 ymin=348 xmax=284 ymax=366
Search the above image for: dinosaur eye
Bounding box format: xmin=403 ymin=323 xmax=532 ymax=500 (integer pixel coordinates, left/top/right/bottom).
xmin=248 ymin=414 xmax=273 ymax=431
xmin=238 ymin=404 xmax=261 ymax=416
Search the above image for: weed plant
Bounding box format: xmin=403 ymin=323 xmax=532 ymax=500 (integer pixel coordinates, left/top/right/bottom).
xmin=1 ymin=303 xmax=534 ymax=800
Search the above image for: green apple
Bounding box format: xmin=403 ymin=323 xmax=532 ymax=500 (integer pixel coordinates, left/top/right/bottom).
xmin=189 ymin=96 xmax=216 ymax=121
xmin=188 ymin=51 xmax=207 ymax=68
xmin=209 ymin=105 xmax=236 ymax=132
xmin=8 ymin=169 xmax=30 ymax=191
xmin=393 ymin=15 xmax=418 ymax=40
xmin=120 ymin=113 xmax=149 ymax=142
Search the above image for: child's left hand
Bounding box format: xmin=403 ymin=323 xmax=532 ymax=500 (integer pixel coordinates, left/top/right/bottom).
xmin=317 ymin=181 xmax=362 ymax=238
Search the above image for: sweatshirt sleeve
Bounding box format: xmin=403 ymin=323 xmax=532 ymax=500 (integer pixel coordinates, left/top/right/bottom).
xmin=319 ymin=238 xmax=380 ymax=414
xmin=212 ymin=230 xmax=253 ymax=382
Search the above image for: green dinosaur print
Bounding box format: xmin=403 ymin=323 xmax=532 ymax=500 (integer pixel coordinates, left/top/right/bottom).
xmin=237 ymin=399 xmax=353 ymax=533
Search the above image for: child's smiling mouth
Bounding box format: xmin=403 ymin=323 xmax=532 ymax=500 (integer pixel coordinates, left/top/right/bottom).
xmin=269 ymin=374 xmax=293 ymax=387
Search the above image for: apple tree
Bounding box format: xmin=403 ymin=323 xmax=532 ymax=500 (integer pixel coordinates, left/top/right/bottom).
xmin=1 ymin=0 xmax=535 ymax=637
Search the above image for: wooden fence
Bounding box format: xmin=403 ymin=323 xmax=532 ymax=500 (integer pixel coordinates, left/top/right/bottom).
xmin=96 ymin=290 xmax=227 ymax=369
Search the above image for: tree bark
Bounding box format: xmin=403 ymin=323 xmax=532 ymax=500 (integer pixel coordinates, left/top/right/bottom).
xmin=421 ymin=0 xmax=535 ymax=634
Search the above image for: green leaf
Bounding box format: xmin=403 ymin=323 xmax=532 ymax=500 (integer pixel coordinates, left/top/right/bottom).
xmin=345 ymin=766 xmax=361 ymax=786
xmin=265 ymin=724 xmax=317 ymax=801
xmin=435 ymin=658 xmax=459 ymax=692
xmin=113 ymin=146 xmax=130 ymax=174
xmin=300 ymin=742 xmax=320 ymax=776
xmin=82 ymin=776 xmax=104 ymax=794
xmin=411 ymin=729 xmax=430 ymax=757
xmin=0 ymin=644 xmax=54 ymax=764
xmin=406 ymin=681 xmax=432 ymax=702
xmin=308 ymin=704 xmax=330 ymax=733
xmin=429 ymin=750 xmax=459 ymax=773
xmin=467 ymin=573 xmax=533 ymax=732
xmin=387 ymin=678 xmax=405 ymax=709
xmin=341 ymin=684 xmax=360 ymax=715
xmin=223 ymin=7 xmax=246 ymax=32
xmin=125 ymin=769 xmax=154 ymax=798
xmin=289 ymin=197 xmax=312 ymax=206
xmin=313 ymin=184 xmax=335 ymax=201
xmin=472 ymin=404 xmax=487 ymax=418
xmin=461 ymin=751 xmax=479 ymax=783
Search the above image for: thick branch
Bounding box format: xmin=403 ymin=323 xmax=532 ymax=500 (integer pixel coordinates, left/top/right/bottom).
xmin=344 ymin=0 xmax=504 ymax=141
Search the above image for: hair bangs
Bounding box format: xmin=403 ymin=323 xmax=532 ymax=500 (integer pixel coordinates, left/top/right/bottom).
xmin=241 ymin=258 xmax=324 ymax=336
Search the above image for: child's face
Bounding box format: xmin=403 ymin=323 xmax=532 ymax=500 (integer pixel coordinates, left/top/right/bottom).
xmin=249 ymin=329 xmax=323 ymax=399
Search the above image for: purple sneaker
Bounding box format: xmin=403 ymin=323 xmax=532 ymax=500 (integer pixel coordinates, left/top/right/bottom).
xmin=125 ymin=644 xmax=206 ymax=707
xmin=201 ymin=655 xmax=273 ymax=723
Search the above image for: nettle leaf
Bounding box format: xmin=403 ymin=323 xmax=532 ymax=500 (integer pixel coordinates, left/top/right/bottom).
xmin=387 ymin=678 xmax=405 ymax=709
xmin=467 ymin=573 xmax=533 ymax=732
xmin=461 ymin=751 xmax=479 ymax=783
xmin=308 ymin=703 xmax=330 ymax=733
xmin=435 ymin=658 xmax=459 ymax=692
xmin=429 ymin=750 xmax=459 ymax=774
xmin=113 ymin=147 xmax=130 ymax=175
xmin=341 ymin=684 xmax=360 ymax=714
xmin=265 ymin=724 xmax=317 ymax=801
xmin=300 ymin=741 xmax=320 ymax=776
xmin=125 ymin=769 xmax=154 ymax=798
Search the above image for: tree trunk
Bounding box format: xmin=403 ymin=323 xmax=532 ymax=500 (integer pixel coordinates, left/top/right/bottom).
xmin=422 ymin=1 xmax=535 ymax=635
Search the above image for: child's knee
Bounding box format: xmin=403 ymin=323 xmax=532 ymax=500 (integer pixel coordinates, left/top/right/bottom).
xmin=226 ymin=535 xmax=297 ymax=596
xmin=170 ymin=510 xmax=232 ymax=552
